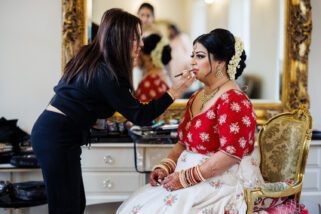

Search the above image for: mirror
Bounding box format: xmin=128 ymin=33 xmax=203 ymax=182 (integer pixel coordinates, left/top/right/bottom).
xmin=62 ymin=0 xmax=312 ymax=124
xmin=89 ymin=0 xmax=284 ymax=102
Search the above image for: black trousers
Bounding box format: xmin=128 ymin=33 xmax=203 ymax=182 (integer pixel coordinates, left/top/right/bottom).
xmin=31 ymin=110 xmax=86 ymax=214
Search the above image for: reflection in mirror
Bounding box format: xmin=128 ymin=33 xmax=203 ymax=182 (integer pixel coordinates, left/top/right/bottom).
xmin=135 ymin=34 xmax=173 ymax=103
xmin=87 ymin=0 xmax=284 ymax=101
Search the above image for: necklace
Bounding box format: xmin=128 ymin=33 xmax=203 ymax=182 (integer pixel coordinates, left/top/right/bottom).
xmin=200 ymin=80 xmax=230 ymax=112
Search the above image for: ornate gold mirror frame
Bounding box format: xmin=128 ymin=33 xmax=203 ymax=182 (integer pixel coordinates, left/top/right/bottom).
xmin=61 ymin=0 xmax=312 ymax=125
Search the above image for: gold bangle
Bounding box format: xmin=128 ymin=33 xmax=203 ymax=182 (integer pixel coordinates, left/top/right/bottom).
xmin=152 ymin=164 xmax=169 ymax=176
xmin=192 ymin=167 xmax=200 ymax=183
xmin=179 ymin=170 xmax=188 ymax=188
xmin=151 ymin=164 xmax=162 ymax=171
xmin=161 ymin=162 xmax=173 ymax=174
xmin=184 ymin=169 xmax=191 ymax=186
xmin=165 ymin=158 xmax=177 ymax=167
xmin=190 ymin=167 xmax=198 ymax=184
xmin=196 ymin=165 xmax=206 ymax=182
xmin=160 ymin=158 xmax=177 ymax=173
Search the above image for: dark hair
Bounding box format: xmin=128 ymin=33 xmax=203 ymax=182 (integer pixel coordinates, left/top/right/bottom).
xmin=62 ymin=8 xmax=141 ymax=90
xmin=90 ymin=22 xmax=99 ymax=41
xmin=168 ymin=24 xmax=181 ymax=37
xmin=142 ymin=34 xmax=172 ymax=65
xmin=193 ymin=28 xmax=246 ymax=79
xmin=138 ymin=3 xmax=155 ymax=16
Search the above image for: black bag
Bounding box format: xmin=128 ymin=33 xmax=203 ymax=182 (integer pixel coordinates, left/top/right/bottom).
xmin=0 ymin=117 xmax=29 ymax=145
xmin=0 ymin=181 xmax=46 ymax=201
xmin=0 ymin=181 xmax=47 ymax=208
xmin=13 ymin=181 xmax=46 ymax=201
xmin=0 ymin=117 xmax=30 ymax=163
xmin=10 ymin=154 xmax=40 ymax=168
xmin=0 ymin=142 xmax=14 ymax=164
xmin=0 ymin=181 xmax=13 ymax=197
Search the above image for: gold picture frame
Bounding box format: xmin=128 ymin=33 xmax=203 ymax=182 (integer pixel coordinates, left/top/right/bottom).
xmin=61 ymin=0 xmax=312 ymax=124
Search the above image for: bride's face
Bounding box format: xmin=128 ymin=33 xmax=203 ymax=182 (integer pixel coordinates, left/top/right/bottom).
xmin=190 ymin=42 xmax=217 ymax=82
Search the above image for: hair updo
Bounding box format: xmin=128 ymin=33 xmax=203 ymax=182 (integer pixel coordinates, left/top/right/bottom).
xmin=142 ymin=34 xmax=172 ymax=66
xmin=193 ymin=28 xmax=246 ymax=79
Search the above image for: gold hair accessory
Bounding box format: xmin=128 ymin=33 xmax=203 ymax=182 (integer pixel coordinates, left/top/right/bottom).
xmin=227 ymin=37 xmax=244 ymax=80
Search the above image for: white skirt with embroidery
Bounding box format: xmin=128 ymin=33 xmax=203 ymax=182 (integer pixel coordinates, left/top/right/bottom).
xmin=117 ymin=150 xmax=263 ymax=214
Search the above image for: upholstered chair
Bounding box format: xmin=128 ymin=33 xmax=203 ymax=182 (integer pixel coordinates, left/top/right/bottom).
xmin=244 ymin=107 xmax=313 ymax=213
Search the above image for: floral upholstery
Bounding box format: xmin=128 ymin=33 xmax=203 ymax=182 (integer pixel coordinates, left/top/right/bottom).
xmin=254 ymin=197 xmax=288 ymax=212
xmin=253 ymin=179 xmax=295 ymax=211
xmin=269 ymin=199 xmax=307 ymax=213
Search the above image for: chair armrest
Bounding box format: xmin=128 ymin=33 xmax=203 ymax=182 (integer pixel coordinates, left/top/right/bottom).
xmin=244 ymin=181 xmax=303 ymax=214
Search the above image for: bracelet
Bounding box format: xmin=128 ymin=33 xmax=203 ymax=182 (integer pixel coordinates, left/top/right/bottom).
xmin=196 ymin=165 xmax=206 ymax=182
xmin=190 ymin=168 xmax=198 ymax=184
xmin=151 ymin=164 xmax=169 ymax=176
xmin=179 ymin=170 xmax=188 ymax=188
xmin=184 ymin=169 xmax=191 ymax=186
xmin=152 ymin=158 xmax=177 ymax=177
xmin=161 ymin=158 xmax=176 ymax=166
xmin=160 ymin=158 xmax=177 ymax=174
xmin=161 ymin=158 xmax=176 ymax=170
xmin=167 ymin=90 xmax=176 ymax=101
xmin=178 ymin=165 xmax=206 ymax=189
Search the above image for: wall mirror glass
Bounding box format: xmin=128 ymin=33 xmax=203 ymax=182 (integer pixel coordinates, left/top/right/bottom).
xmin=62 ymin=0 xmax=312 ymax=124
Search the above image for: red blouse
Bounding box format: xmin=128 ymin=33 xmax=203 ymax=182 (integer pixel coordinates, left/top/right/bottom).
xmin=177 ymin=89 xmax=256 ymax=159
xmin=136 ymin=73 xmax=169 ymax=102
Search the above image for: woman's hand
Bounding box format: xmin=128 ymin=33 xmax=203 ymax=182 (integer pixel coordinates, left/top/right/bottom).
xmin=150 ymin=168 xmax=167 ymax=186
xmin=162 ymin=172 xmax=183 ymax=191
xmin=168 ymin=70 xmax=196 ymax=99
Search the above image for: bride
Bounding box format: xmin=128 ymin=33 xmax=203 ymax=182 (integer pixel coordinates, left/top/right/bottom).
xmin=117 ymin=29 xmax=263 ymax=214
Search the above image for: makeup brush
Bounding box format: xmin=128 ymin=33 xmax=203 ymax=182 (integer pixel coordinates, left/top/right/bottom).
xmin=174 ymin=68 xmax=195 ymax=78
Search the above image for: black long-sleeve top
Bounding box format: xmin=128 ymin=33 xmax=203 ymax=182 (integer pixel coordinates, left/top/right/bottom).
xmin=50 ymin=63 xmax=174 ymax=129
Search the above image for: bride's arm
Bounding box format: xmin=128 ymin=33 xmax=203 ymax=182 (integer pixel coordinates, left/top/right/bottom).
xmin=199 ymin=151 xmax=239 ymax=179
xmin=166 ymin=142 xmax=186 ymax=163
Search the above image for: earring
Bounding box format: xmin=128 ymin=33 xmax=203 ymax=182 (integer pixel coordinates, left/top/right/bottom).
xmin=216 ymin=66 xmax=223 ymax=78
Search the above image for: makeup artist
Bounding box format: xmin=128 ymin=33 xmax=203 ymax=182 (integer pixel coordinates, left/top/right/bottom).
xmin=31 ymin=8 xmax=195 ymax=214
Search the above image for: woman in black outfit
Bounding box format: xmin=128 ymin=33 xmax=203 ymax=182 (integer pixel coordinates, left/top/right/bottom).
xmin=31 ymin=8 xmax=194 ymax=214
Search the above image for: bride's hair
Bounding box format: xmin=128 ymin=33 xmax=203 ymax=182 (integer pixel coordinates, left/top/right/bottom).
xmin=193 ymin=28 xmax=246 ymax=80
